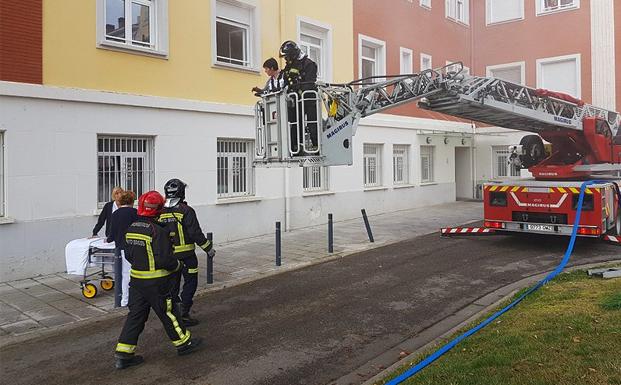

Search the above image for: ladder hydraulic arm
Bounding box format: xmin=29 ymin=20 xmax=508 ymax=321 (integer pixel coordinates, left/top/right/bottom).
xmin=254 ymin=62 xmax=621 ymax=176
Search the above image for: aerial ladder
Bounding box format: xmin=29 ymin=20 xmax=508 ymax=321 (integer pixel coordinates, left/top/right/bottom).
xmin=253 ymin=63 xmax=621 ymax=239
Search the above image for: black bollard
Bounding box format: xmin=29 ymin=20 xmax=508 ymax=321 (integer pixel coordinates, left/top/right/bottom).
xmin=206 ymin=232 xmax=214 ymax=284
xmin=114 ymin=247 xmax=122 ymax=308
xmin=276 ymin=221 xmax=282 ymax=266
xmin=328 ymin=213 xmax=334 ymax=253
xmin=361 ymin=209 xmax=375 ymax=243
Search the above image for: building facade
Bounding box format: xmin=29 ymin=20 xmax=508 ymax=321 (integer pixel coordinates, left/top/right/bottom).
xmin=1 ymin=0 xmax=618 ymax=281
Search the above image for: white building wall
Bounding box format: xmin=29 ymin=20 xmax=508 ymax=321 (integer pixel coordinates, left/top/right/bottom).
xmin=0 ymin=82 xmax=479 ymax=281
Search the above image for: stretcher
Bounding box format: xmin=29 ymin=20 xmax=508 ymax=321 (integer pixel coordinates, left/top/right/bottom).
xmin=65 ymin=238 xmax=129 ymax=302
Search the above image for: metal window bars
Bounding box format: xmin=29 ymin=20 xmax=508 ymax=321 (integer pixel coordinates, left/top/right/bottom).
xmin=217 ymin=139 xmax=254 ymax=198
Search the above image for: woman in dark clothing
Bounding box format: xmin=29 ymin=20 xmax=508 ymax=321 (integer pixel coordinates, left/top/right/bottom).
xmin=107 ymin=191 xmax=138 ymax=250
xmin=92 ymin=187 xmax=123 ymax=238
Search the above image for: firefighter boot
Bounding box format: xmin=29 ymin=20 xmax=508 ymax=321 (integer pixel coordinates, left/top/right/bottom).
xmin=181 ymin=304 xmax=199 ymax=327
xmin=177 ymin=337 xmax=203 ymax=356
xmin=115 ymin=352 xmax=144 ymax=369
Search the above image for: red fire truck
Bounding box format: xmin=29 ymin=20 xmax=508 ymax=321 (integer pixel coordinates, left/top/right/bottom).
xmin=253 ymin=62 xmax=621 ymax=241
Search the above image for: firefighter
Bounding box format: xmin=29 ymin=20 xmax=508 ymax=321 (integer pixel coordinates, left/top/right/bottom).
xmin=115 ymin=191 xmax=202 ymax=370
xmin=280 ymin=40 xmax=318 ymax=155
xmin=159 ymin=178 xmax=215 ymax=326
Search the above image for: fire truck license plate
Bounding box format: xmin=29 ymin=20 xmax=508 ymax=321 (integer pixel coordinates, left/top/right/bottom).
xmin=527 ymin=224 xmax=554 ymax=232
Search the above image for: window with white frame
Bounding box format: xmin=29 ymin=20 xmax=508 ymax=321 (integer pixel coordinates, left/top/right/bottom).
xmin=420 ymin=53 xmax=432 ymax=71
xmin=214 ymin=0 xmax=257 ymax=69
xmin=537 ymin=0 xmax=579 ymax=15
xmin=492 ymin=146 xmax=521 ymax=178
xmin=487 ymin=62 xmax=525 ymax=84
xmin=446 ymin=61 xmax=468 ymax=75
xmin=0 ymin=132 xmax=4 ymax=217
xmin=420 ymin=0 xmax=432 ymax=9
xmin=303 ymin=166 xmax=329 ymax=192
xmin=537 ymin=54 xmax=581 ymax=98
xmin=393 ymin=145 xmax=410 ymax=185
xmin=446 ymin=0 xmax=469 ymax=25
xmin=299 ymin=20 xmax=331 ymax=81
xmin=97 ymin=136 xmax=154 ymax=207
xmin=98 ymin=0 xmax=168 ymax=55
xmin=400 ymin=48 xmax=413 ymax=75
xmin=363 ymin=144 xmax=382 ymax=187
xmin=486 ymin=0 xmax=523 ymax=24
xmin=217 ymin=139 xmax=255 ymax=198
xmin=359 ymin=35 xmax=386 ymax=83
xmin=420 ymin=145 xmax=435 ymax=183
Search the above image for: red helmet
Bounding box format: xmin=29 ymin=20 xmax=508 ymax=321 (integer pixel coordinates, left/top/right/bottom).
xmin=137 ymin=191 xmax=165 ymax=217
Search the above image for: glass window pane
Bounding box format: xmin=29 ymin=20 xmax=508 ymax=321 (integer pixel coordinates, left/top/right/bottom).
xmin=131 ymin=2 xmax=150 ymax=46
xmin=301 ymin=33 xmax=321 ymax=46
xmin=216 ymin=20 xmax=248 ymax=66
xmin=105 ymin=0 xmax=126 ymax=42
xmin=362 ymin=59 xmax=375 ymax=79
xmin=361 ymin=45 xmax=375 ymax=59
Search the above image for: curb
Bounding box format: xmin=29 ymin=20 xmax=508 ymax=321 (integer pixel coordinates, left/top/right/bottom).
xmin=335 ymin=259 xmax=621 ymax=385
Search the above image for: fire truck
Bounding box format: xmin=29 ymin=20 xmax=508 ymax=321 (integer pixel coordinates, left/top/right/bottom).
xmin=252 ymin=63 xmax=621 ymax=240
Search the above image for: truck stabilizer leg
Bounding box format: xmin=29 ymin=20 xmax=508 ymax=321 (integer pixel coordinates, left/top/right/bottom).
xmin=440 ymin=227 xmax=496 ymax=236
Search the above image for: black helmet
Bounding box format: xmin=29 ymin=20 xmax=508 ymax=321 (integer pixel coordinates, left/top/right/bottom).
xmin=279 ymin=40 xmax=301 ymax=62
xmin=164 ymin=178 xmax=186 ymax=207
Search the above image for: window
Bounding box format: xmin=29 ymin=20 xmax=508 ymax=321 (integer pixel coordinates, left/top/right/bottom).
xmin=393 ymin=145 xmax=410 ymax=185
xmin=446 ymin=0 xmax=469 ymax=25
xmin=363 ymin=144 xmax=382 ymax=187
xmin=400 ymin=48 xmax=413 ymax=75
xmin=0 ymin=131 xmax=4 ymax=217
xmin=359 ymin=35 xmax=386 ymax=83
xmin=537 ymin=54 xmax=581 ymax=98
xmin=214 ymin=0 xmax=258 ymax=69
xmin=420 ymin=53 xmax=432 ymax=71
xmin=486 ymin=0 xmax=523 ymax=24
xmin=420 ymin=145 xmax=435 ymax=183
xmin=298 ymin=19 xmax=332 ymax=81
xmin=446 ymin=61 xmax=468 ymax=75
xmin=420 ymin=0 xmax=432 ymax=8
xmin=217 ymin=139 xmax=255 ymax=198
xmin=97 ymin=0 xmax=168 ymax=56
xmin=537 ymin=0 xmax=579 ymax=15
xmin=492 ymin=146 xmax=520 ymax=178
xmin=487 ymin=61 xmax=525 ymax=84
xmin=97 ymin=136 xmax=154 ymax=207
xmin=303 ymin=166 xmax=329 ymax=192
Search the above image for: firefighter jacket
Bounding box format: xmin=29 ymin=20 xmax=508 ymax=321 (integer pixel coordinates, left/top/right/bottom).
xmin=124 ymin=218 xmax=181 ymax=281
xmin=283 ymin=55 xmax=318 ymax=95
xmin=158 ymin=202 xmax=212 ymax=259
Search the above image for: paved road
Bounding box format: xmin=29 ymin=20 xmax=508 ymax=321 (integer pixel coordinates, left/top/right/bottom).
xmin=1 ymin=232 xmax=618 ymax=385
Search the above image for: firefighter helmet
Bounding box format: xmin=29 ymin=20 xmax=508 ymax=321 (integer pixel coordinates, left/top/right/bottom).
xmin=164 ymin=178 xmax=187 ymax=208
xmin=279 ymin=40 xmax=301 ymax=62
xmin=137 ymin=191 xmax=165 ymax=217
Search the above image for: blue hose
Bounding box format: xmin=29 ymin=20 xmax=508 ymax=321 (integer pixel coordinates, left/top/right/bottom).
xmin=386 ymin=180 xmax=600 ymax=385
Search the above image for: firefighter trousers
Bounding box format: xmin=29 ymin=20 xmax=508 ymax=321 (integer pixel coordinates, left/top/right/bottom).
xmin=115 ymin=276 xmax=191 ymax=355
xmin=174 ymin=254 xmax=198 ymax=310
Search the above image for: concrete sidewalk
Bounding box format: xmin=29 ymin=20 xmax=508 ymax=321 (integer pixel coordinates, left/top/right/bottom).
xmin=0 ymin=202 xmax=481 ymax=342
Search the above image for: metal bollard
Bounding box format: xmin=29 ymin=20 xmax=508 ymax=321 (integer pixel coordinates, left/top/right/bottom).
xmin=206 ymin=232 xmax=214 ymax=284
xmin=328 ymin=213 xmax=334 ymax=253
xmin=114 ymin=247 xmax=122 ymax=308
xmin=361 ymin=209 xmax=375 ymax=243
xmin=276 ymin=221 xmax=282 ymax=266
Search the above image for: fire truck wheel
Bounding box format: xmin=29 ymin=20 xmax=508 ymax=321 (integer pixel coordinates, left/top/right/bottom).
xmin=519 ymin=135 xmax=545 ymax=168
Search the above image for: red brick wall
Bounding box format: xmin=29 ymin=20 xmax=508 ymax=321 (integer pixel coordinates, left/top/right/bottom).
xmin=0 ymin=0 xmax=43 ymax=84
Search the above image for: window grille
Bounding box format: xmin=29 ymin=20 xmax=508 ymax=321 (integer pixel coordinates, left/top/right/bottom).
xmin=97 ymin=136 xmax=154 ymax=206
xmin=393 ymin=145 xmax=409 ymax=185
xmin=217 ymin=139 xmax=255 ymax=198
xmin=420 ymin=145 xmax=435 ymax=183
xmin=364 ymin=144 xmax=382 ymax=187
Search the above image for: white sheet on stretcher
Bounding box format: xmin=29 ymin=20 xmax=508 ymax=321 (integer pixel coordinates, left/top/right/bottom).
xmin=65 ymin=237 xmax=131 ymax=306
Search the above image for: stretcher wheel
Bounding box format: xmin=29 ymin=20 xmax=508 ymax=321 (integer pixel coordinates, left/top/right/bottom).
xmin=100 ymin=279 xmax=114 ymax=291
xmin=82 ymin=283 xmax=98 ymax=299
